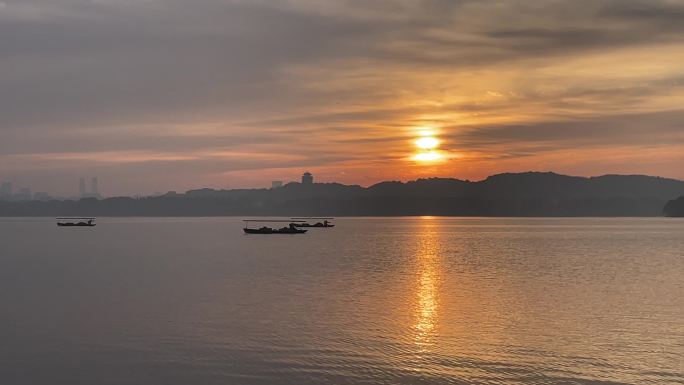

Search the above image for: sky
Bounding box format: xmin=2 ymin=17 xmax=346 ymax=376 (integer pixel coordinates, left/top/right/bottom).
xmin=1 ymin=0 xmax=684 ymax=196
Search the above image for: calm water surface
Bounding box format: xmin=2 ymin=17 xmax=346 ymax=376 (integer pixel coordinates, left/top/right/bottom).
xmin=1 ymin=217 xmax=683 ymax=384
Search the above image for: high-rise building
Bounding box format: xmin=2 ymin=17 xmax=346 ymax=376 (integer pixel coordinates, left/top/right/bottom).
xmin=79 ymin=176 xmax=101 ymax=199
xmin=271 ymin=180 xmax=283 ymax=189
xmin=0 ymin=182 xmax=12 ymax=200
xmin=79 ymin=177 xmax=86 ymax=197
xmin=17 ymin=187 xmax=31 ymax=201
xmin=301 ymin=172 xmax=313 ymax=185
xmin=33 ymin=192 xmax=50 ymax=201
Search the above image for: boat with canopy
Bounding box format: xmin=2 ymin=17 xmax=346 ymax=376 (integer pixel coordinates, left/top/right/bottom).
xmin=290 ymin=217 xmax=335 ymax=228
xmin=56 ymin=217 xmax=96 ymax=227
xmin=243 ymin=219 xmax=308 ymax=234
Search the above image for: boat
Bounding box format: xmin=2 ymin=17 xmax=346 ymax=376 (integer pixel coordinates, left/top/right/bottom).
xmin=292 ymin=221 xmax=334 ymax=228
xmin=57 ymin=217 xmax=96 ymax=227
xmin=291 ymin=217 xmax=335 ymax=228
xmin=243 ymin=220 xmax=308 ymax=234
xmin=244 ymin=226 xmax=307 ymax=234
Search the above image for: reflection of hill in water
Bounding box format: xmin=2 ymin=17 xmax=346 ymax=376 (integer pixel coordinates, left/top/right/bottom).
xmin=3 ymin=172 xmax=684 ymax=217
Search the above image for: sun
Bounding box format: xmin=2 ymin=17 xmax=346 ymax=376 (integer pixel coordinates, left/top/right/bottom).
xmin=415 ymin=137 xmax=439 ymax=150
xmin=413 ymin=134 xmax=444 ymax=162
xmin=413 ymin=151 xmax=444 ymax=162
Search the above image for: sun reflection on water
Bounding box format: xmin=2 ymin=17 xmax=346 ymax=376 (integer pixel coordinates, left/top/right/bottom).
xmin=412 ymin=219 xmax=442 ymax=352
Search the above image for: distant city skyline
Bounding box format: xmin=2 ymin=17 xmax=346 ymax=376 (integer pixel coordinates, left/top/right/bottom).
xmin=3 ymin=169 xmax=684 ymax=200
xmin=0 ymin=176 xmax=101 ymax=200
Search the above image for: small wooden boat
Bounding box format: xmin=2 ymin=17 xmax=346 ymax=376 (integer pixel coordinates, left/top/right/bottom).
xmin=244 ymin=226 xmax=307 ymax=234
xmin=57 ymin=217 xmax=96 ymax=227
xmin=291 ymin=217 xmax=335 ymax=228
xmin=243 ymin=220 xmax=308 ymax=234
xmin=292 ymin=222 xmax=334 ymax=228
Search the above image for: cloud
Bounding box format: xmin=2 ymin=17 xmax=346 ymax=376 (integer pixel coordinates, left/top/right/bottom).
xmin=449 ymin=109 xmax=684 ymax=150
xmin=598 ymin=0 xmax=684 ymax=21
xmin=0 ymin=0 xmax=683 ymax=194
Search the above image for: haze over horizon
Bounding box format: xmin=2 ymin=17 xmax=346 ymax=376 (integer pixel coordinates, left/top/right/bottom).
xmin=2 ymin=0 xmax=684 ymax=196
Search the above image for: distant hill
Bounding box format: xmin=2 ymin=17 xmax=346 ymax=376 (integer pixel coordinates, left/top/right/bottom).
xmin=2 ymin=172 xmax=684 ymax=217
xmin=663 ymin=196 xmax=684 ymax=217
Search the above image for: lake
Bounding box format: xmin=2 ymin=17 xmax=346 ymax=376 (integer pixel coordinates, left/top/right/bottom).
xmin=1 ymin=217 xmax=683 ymax=385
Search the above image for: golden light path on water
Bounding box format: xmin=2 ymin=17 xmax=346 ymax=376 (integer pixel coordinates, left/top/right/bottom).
xmin=413 ymin=217 xmax=442 ymax=352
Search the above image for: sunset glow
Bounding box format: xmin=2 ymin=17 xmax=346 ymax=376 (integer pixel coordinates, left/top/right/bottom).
xmin=413 ymin=151 xmax=445 ymax=163
xmin=2 ymin=3 xmax=683 ymax=385
xmin=415 ymin=137 xmax=440 ymax=150
xmin=1 ymin=0 xmax=683 ymax=195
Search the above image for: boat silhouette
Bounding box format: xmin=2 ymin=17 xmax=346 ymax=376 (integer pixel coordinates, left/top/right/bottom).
xmin=56 ymin=217 xmax=96 ymax=227
xmin=291 ymin=217 xmax=335 ymax=228
xmin=292 ymin=221 xmax=334 ymax=228
xmin=243 ymin=220 xmax=307 ymax=234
